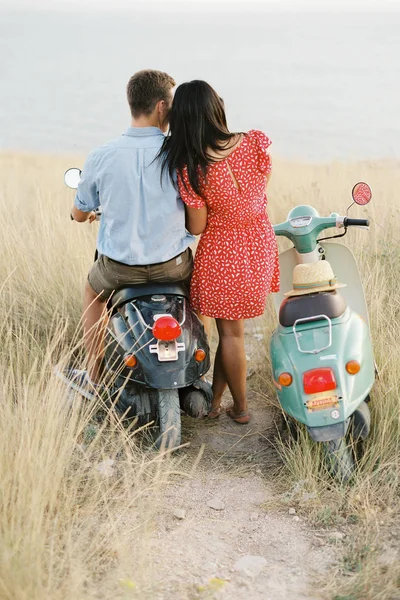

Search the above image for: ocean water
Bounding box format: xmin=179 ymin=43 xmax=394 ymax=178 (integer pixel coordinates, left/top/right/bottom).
xmin=0 ymin=4 xmax=399 ymax=160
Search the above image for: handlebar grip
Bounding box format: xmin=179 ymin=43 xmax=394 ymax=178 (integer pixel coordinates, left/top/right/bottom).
xmin=344 ymin=218 xmax=369 ymax=227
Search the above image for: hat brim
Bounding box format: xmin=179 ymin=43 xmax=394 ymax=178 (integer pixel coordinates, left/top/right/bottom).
xmin=284 ymin=282 xmax=346 ymax=297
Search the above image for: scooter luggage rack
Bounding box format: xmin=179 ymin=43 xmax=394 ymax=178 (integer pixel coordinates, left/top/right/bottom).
xmin=293 ymin=315 xmax=332 ymax=355
xmin=131 ymin=298 xmax=187 ymax=329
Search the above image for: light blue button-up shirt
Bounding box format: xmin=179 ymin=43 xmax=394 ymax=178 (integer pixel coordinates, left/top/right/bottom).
xmin=75 ymin=127 xmax=195 ymax=265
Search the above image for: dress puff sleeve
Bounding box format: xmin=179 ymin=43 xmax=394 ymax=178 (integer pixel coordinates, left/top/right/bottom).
xmin=177 ymin=166 xmax=206 ymax=209
xmin=250 ymin=130 xmax=272 ymax=175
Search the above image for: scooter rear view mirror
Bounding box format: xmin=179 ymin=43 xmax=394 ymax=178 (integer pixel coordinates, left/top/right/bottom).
xmin=347 ymin=181 xmax=372 ymax=213
xmin=352 ymin=182 xmax=372 ymax=206
xmin=64 ymin=168 xmax=82 ymax=189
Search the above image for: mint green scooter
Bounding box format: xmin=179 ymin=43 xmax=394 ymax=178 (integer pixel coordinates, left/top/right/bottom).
xmin=270 ymin=183 xmax=373 ymax=480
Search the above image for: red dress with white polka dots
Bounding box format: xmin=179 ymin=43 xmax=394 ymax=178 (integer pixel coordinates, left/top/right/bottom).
xmin=178 ymin=129 xmax=280 ymax=320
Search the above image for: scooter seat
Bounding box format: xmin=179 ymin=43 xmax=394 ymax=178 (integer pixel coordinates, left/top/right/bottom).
xmin=279 ymin=291 xmax=346 ymax=328
xmin=111 ymin=283 xmax=189 ymax=309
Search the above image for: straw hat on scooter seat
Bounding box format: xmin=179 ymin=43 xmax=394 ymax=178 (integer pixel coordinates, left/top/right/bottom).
xmin=285 ymin=261 xmax=346 ymax=297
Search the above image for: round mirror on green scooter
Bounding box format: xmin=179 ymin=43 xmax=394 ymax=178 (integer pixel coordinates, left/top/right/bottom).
xmin=64 ymin=168 xmax=81 ymax=189
xmin=352 ymin=182 xmax=372 ymax=206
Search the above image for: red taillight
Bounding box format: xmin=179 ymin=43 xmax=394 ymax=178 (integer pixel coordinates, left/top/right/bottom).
xmin=152 ymin=316 xmax=182 ymax=341
xmin=303 ymin=368 xmax=336 ymax=395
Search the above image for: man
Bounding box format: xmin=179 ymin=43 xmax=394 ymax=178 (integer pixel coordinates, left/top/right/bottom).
xmin=64 ymin=69 xmax=195 ymax=396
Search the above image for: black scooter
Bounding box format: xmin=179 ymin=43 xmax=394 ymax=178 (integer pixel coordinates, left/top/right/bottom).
xmin=64 ymin=168 xmax=212 ymax=449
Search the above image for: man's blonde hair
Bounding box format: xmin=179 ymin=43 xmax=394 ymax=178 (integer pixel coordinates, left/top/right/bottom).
xmin=127 ymin=69 xmax=176 ymax=118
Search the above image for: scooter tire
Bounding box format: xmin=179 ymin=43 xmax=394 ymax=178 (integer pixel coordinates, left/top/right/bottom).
xmin=323 ymin=438 xmax=355 ymax=483
xmin=154 ymin=390 xmax=181 ymax=450
xmin=352 ymin=400 xmax=371 ymax=440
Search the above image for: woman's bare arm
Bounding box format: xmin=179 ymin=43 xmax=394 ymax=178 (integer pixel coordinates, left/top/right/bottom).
xmin=185 ymin=205 xmax=208 ymax=235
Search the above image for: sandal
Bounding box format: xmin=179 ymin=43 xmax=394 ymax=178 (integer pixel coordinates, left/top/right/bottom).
xmin=227 ymin=409 xmax=251 ymax=425
xmin=208 ymin=406 xmax=223 ymax=419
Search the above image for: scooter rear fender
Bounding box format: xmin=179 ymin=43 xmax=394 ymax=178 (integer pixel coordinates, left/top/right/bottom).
xmin=104 ymin=295 xmax=210 ymax=389
xmin=307 ymin=421 xmax=350 ymax=442
xmin=270 ymin=307 xmax=374 ymax=429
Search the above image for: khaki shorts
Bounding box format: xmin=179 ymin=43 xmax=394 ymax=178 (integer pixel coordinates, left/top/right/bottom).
xmin=88 ymin=248 xmax=193 ymax=300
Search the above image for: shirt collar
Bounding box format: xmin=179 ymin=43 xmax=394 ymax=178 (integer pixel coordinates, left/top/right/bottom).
xmin=123 ymin=126 xmax=164 ymax=137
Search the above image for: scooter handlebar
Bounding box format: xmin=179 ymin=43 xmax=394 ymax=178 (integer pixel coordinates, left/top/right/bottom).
xmin=343 ymin=217 xmax=370 ymax=227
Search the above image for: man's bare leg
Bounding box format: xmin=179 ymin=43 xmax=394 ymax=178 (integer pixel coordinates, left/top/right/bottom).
xmin=82 ymin=281 xmax=108 ymax=383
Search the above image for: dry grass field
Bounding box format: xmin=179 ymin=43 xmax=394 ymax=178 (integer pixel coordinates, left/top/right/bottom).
xmin=0 ymin=152 xmax=399 ymax=599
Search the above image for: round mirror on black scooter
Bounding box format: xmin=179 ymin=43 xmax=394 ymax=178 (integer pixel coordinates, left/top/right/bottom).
xmin=352 ymin=182 xmax=372 ymax=206
xmin=64 ymin=168 xmax=81 ymax=189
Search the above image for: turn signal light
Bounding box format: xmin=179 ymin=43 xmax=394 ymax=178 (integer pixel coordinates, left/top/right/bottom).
xmin=195 ymin=349 xmax=207 ymax=362
xmin=152 ymin=315 xmax=182 ymax=341
xmin=124 ymin=354 xmax=137 ymax=368
xmin=303 ymin=368 xmax=336 ymax=395
xmin=278 ymin=372 xmax=293 ymax=387
xmin=346 ymin=360 xmax=361 ymax=375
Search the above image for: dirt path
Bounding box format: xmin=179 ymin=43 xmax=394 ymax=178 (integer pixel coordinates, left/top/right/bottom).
xmin=147 ymin=399 xmax=336 ymax=600
xmin=145 ymin=319 xmax=338 ymax=600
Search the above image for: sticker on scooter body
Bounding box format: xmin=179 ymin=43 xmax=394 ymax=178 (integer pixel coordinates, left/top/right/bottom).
xmin=149 ymin=340 xmax=185 ymax=362
xmin=319 ymin=354 xmax=338 ymax=361
xmin=306 ymin=395 xmax=339 ymax=412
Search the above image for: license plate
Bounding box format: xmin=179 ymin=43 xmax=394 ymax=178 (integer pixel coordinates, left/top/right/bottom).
xmin=149 ymin=340 xmax=185 ymax=362
xmin=306 ymin=396 xmax=339 ymax=411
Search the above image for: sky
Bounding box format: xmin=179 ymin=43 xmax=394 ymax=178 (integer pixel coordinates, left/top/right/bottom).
xmin=3 ymin=0 xmax=400 ymax=10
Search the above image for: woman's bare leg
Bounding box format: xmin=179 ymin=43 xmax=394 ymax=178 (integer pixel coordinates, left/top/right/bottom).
xmin=212 ymin=318 xmax=248 ymax=414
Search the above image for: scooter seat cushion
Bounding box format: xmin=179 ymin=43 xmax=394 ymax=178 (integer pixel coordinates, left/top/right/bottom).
xmin=279 ymin=291 xmax=346 ymax=327
xmin=111 ymin=283 xmax=189 ymax=309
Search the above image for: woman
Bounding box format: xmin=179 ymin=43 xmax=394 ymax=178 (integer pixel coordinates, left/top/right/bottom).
xmin=160 ymin=81 xmax=280 ymax=424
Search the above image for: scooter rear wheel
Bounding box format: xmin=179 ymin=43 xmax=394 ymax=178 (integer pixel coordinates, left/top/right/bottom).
xmin=323 ymin=437 xmax=355 ymax=483
xmin=154 ymin=390 xmax=181 ymax=450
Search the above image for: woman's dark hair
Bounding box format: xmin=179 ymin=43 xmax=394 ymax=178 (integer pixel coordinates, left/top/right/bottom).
xmin=160 ymin=80 xmax=237 ymax=197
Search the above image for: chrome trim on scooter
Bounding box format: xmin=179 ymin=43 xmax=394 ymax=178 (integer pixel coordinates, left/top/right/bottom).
xmin=293 ymin=315 xmax=332 ymax=354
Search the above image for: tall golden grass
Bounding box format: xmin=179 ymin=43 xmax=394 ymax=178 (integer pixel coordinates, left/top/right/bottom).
xmin=0 ymin=152 xmax=399 ymax=598
xmin=0 ymin=153 xmax=181 ymax=599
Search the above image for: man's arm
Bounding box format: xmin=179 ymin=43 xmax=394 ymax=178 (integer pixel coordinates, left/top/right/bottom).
xmin=71 ymin=206 xmax=96 ymax=222
xmin=71 ymin=152 xmax=100 ymax=222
